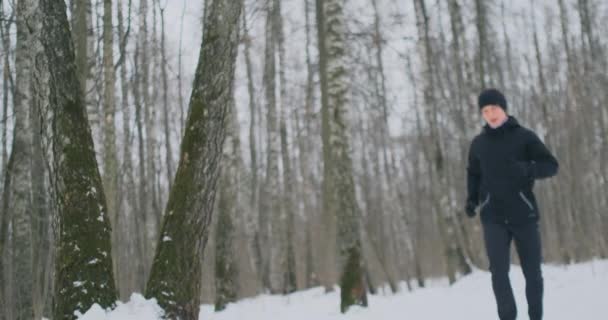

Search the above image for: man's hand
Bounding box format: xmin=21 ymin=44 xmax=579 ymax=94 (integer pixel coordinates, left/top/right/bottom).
xmin=465 ymin=201 xmax=477 ymax=218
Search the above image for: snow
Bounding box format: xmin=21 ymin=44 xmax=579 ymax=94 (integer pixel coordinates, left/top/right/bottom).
xmin=77 ymin=294 xmax=164 ymax=320
xmin=78 ymin=259 xmax=608 ymax=319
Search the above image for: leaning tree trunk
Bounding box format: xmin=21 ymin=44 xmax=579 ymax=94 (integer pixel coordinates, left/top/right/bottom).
xmin=144 ymin=0 xmax=242 ymax=318
xmin=38 ymin=0 xmax=118 ymax=319
xmin=319 ymin=0 xmax=367 ymax=313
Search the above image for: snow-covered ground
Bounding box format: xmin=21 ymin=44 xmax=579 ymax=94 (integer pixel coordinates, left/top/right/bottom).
xmin=79 ymin=259 xmax=608 ymax=319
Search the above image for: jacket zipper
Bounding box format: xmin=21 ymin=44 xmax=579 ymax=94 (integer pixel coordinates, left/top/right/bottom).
xmin=479 ymin=194 xmax=490 ymax=211
xmin=519 ymin=191 xmax=534 ymax=210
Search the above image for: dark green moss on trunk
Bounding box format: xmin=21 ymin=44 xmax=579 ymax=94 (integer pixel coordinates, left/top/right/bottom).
xmin=340 ymin=246 xmax=367 ymax=313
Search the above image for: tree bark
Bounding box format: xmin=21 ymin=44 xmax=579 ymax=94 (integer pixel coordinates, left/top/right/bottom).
xmin=274 ymin=0 xmax=297 ymax=294
xmin=39 ymin=0 xmax=118 ymax=318
xmin=144 ymin=0 xmax=242 ymax=318
xmin=159 ymin=4 xmax=174 ymax=192
xmin=413 ymin=0 xmax=471 ymax=284
xmin=320 ymin=0 xmax=367 ymax=312
xmin=214 ymin=100 xmax=240 ymax=311
xmin=315 ymin=0 xmax=337 ymax=293
xmin=101 ymin=0 xmax=121 ymax=298
xmin=3 ymin=0 xmax=37 ymax=317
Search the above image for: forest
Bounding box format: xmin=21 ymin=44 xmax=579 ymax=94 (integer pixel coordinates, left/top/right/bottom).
xmin=0 ymin=0 xmax=607 ymax=319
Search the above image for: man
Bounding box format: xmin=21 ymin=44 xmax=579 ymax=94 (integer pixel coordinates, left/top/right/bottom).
xmin=465 ymin=88 xmax=559 ymax=320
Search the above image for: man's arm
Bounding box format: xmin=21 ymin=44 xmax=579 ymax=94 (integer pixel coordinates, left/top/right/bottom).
xmin=526 ymin=131 xmax=559 ymax=179
xmin=466 ymin=141 xmax=481 ymax=206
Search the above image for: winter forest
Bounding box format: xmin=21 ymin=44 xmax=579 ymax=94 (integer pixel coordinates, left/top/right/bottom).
xmin=0 ymin=0 xmax=607 ymax=319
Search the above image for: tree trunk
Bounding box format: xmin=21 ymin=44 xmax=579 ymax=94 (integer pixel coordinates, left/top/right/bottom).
xmin=29 ymin=2 xmax=52 ymax=317
xmin=260 ymin=0 xmax=283 ymax=293
xmin=301 ymin=0 xmax=319 ymax=289
xmin=139 ymin=0 xmax=160 ymax=260
xmin=319 ymin=0 xmax=367 ymax=312
xmin=101 ymin=0 xmax=121 ymax=298
xmin=159 ymin=4 xmax=174 ymax=192
xmin=144 ymin=0 xmax=242 ymax=318
xmin=117 ymin=0 xmax=143 ymax=295
xmin=214 ymin=100 xmax=240 ymax=312
xmin=240 ymin=0 xmax=262 ymax=291
xmin=413 ymin=0 xmax=471 ymax=284
xmin=30 ymin=75 xmax=52 ymax=320
xmin=315 ymin=0 xmax=337 ymax=293
xmin=39 ymin=0 xmax=118 ymax=318
xmin=3 ymin=0 xmax=37 ymax=318
xmin=274 ymin=0 xmax=297 ymax=294
xmin=0 ymin=0 xmax=13 ymax=184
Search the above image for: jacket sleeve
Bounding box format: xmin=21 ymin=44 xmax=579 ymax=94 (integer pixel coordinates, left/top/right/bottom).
xmin=466 ymin=140 xmax=481 ymax=206
xmin=526 ymin=130 xmax=559 ymax=179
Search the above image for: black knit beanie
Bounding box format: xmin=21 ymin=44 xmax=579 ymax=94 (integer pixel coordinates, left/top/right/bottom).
xmin=478 ymin=88 xmax=507 ymax=111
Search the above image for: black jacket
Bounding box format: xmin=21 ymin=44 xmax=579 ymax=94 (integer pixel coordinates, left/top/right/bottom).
xmin=466 ymin=116 xmax=559 ymax=225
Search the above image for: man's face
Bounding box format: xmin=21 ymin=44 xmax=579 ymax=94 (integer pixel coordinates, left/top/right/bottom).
xmin=481 ymin=105 xmax=507 ymax=128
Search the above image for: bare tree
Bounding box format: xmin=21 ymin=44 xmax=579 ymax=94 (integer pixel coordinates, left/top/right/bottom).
xmin=318 ymin=0 xmax=367 ymax=312
xmin=39 ymin=0 xmax=118 ymax=318
xmin=214 ymin=100 xmax=240 ymax=311
xmin=413 ymin=0 xmax=471 ymax=284
xmin=259 ymin=0 xmax=282 ymax=293
xmin=274 ymin=0 xmax=297 ymax=294
xmin=1 ymin=0 xmax=37 ymax=318
xmin=144 ymin=0 xmax=242 ymax=318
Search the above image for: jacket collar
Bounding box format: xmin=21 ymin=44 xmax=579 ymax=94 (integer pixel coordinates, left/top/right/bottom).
xmin=483 ymin=115 xmax=520 ymax=135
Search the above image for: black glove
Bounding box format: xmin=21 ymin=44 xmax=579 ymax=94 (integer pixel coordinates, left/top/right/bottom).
xmin=465 ymin=200 xmax=477 ymax=218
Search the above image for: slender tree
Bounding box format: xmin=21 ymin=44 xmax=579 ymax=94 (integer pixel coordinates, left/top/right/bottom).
xmin=2 ymin=0 xmax=37 ymax=318
xmin=144 ymin=0 xmax=242 ymax=318
xmin=274 ymin=0 xmax=297 ymax=294
xmin=318 ymin=0 xmax=367 ymax=312
xmin=214 ymin=100 xmax=240 ymax=311
xmin=101 ymin=0 xmax=121 ymax=296
xmin=260 ymin=0 xmax=282 ymax=293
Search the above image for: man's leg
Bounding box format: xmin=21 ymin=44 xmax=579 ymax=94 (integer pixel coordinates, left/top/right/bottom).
xmin=482 ymin=221 xmax=516 ymax=320
xmin=513 ymin=222 xmax=543 ymax=320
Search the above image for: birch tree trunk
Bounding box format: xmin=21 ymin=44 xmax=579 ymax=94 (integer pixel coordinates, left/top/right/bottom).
xmin=30 ymin=2 xmax=52 ymax=317
xmin=315 ymin=0 xmax=337 ymax=293
xmin=240 ymin=1 xmax=263 ymax=290
xmin=39 ymin=0 xmax=118 ymax=318
xmin=319 ymin=0 xmax=367 ymax=312
xmin=274 ymin=0 xmax=297 ymax=294
xmin=2 ymin=0 xmax=37 ymax=317
xmin=139 ymin=0 xmax=160 ymax=260
xmin=144 ymin=0 xmax=242 ymax=318
xmin=117 ymin=0 xmax=144 ymax=295
xmin=260 ymin=0 xmax=283 ymax=293
xmin=101 ymin=0 xmax=121 ymax=297
xmin=159 ymin=4 xmax=174 ymax=191
xmin=413 ymin=0 xmax=471 ymax=284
